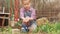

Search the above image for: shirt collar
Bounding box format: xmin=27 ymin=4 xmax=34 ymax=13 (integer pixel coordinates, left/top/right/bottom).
xmin=23 ymin=7 xmax=32 ymax=11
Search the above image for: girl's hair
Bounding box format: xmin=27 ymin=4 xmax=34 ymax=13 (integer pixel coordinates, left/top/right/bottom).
xmin=22 ymin=0 xmax=31 ymax=3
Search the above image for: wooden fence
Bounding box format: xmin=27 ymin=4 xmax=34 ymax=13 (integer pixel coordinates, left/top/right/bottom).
xmin=0 ymin=0 xmax=60 ymax=22
xmin=20 ymin=0 xmax=60 ymax=22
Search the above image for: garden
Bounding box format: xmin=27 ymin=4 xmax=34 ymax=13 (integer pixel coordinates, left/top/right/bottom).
xmin=0 ymin=20 xmax=60 ymax=34
xmin=0 ymin=0 xmax=60 ymax=34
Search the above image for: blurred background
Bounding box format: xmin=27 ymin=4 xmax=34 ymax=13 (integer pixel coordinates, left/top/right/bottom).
xmin=0 ymin=0 xmax=60 ymax=26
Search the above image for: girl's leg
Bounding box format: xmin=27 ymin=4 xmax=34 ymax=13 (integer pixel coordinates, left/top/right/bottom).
xmin=28 ymin=20 xmax=37 ymax=32
xmin=21 ymin=23 xmax=29 ymax=32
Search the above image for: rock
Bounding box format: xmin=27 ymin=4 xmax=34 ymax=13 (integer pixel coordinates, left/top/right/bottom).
xmin=36 ymin=17 xmax=49 ymax=26
xmin=10 ymin=21 xmax=15 ymax=27
xmin=12 ymin=29 xmax=20 ymax=34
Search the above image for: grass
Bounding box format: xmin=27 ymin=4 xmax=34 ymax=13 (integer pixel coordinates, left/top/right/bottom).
xmin=33 ymin=22 xmax=60 ymax=34
xmin=0 ymin=22 xmax=60 ymax=34
xmin=0 ymin=26 xmax=12 ymax=34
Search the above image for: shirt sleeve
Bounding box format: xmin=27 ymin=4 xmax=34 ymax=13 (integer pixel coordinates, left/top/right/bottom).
xmin=20 ymin=8 xmax=24 ymax=19
xmin=31 ymin=8 xmax=36 ymax=19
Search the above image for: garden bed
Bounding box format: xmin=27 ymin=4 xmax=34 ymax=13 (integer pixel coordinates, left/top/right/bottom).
xmin=0 ymin=22 xmax=60 ymax=34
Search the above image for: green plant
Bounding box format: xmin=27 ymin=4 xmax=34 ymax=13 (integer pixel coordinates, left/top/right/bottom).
xmin=2 ymin=26 xmax=12 ymax=34
xmin=40 ymin=23 xmax=53 ymax=32
xmin=7 ymin=27 xmax=12 ymax=34
xmin=32 ymin=26 xmax=40 ymax=33
xmin=15 ymin=20 xmax=22 ymax=27
xmin=32 ymin=22 xmax=60 ymax=34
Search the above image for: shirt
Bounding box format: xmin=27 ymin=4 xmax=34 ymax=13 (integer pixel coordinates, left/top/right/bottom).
xmin=20 ymin=7 xmax=36 ymax=19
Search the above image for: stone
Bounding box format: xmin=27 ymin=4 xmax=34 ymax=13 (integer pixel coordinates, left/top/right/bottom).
xmin=36 ymin=17 xmax=49 ymax=26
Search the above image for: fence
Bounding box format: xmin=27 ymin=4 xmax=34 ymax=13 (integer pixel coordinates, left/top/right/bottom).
xmin=17 ymin=0 xmax=60 ymax=22
xmin=0 ymin=0 xmax=60 ymax=22
xmin=20 ymin=0 xmax=60 ymax=22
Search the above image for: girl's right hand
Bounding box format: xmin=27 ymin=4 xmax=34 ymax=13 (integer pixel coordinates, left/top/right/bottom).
xmin=23 ymin=18 xmax=29 ymax=23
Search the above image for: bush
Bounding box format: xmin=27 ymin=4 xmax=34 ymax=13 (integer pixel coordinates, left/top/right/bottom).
xmin=33 ymin=22 xmax=60 ymax=34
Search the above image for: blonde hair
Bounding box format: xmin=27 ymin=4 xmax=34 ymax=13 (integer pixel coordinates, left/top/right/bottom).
xmin=22 ymin=0 xmax=31 ymax=4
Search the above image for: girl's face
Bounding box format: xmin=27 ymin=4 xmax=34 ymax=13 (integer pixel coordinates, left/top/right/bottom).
xmin=23 ymin=0 xmax=30 ymax=10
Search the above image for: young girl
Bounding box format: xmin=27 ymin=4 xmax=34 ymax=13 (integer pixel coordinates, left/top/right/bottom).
xmin=20 ymin=0 xmax=37 ymax=32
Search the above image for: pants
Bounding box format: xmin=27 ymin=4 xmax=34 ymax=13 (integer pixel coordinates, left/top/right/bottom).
xmin=21 ymin=20 xmax=37 ymax=32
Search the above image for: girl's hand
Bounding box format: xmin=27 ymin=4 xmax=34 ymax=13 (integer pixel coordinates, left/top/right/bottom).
xmin=26 ymin=16 xmax=34 ymax=20
xmin=23 ymin=17 xmax=29 ymax=23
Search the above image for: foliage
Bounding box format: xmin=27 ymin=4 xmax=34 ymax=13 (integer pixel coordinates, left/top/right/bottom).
xmin=1 ymin=26 xmax=12 ymax=34
xmin=15 ymin=20 xmax=22 ymax=27
xmin=0 ymin=22 xmax=60 ymax=34
xmin=33 ymin=22 xmax=60 ymax=34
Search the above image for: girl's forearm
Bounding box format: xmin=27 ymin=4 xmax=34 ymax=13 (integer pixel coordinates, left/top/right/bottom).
xmin=29 ymin=17 xmax=34 ymax=20
xmin=21 ymin=17 xmax=25 ymax=20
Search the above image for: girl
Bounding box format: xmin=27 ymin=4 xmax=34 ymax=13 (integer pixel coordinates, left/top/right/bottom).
xmin=20 ymin=0 xmax=37 ymax=32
